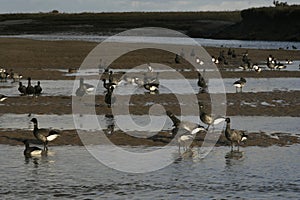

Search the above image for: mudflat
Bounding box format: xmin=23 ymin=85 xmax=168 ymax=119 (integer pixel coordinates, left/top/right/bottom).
xmin=0 ymin=38 xmax=299 ymax=147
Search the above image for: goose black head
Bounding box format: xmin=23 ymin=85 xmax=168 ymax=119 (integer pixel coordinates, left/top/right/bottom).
xmin=23 ymin=139 xmax=29 ymax=144
xmin=166 ymin=110 xmax=173 ymax=117
xmin=30 ymin=118 xmax=38 ymax=124
xmin=225 ymin=117 xmax=231 ymax=123
xmin=240 ymin=77 xmax=246 ymax=83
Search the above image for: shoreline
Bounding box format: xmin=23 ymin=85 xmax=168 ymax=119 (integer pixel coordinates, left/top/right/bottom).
xmin=1 ymin=129 xmax=299 ymax=147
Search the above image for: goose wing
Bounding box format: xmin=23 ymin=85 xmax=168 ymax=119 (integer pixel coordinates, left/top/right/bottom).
xmin=47 ymin=130 xmax=60 ymax=141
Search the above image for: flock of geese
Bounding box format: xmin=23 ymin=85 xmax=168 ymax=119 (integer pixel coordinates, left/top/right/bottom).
xmin=2 ymin=48 xmax=295 ymax=157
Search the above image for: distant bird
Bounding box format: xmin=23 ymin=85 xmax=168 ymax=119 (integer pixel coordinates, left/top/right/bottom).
xmin=253 ymin=64 xmax=262 ymax=73
xmin=199 ymin=104 xmax=225 ymax=130
xmin=231 ymin=50 xmax=236 ymax=58
xmin=285 ymin=59 xmax=293 ymax=64
xmin=134 ymin=77 xmax=145 ymax=87
xmin=166 ymin=111 xmax=205 ymax=135
xmin=233 ymin=77 xmax=246 ymax=93
xmin=196 ymin=57 xmax=204 ymax=65
xmin=199 ymin=104 xmax=213 ymax=130
xmin=34 ymin=81 xmax=42 ymax=96
xmin=267 ymin=55 xmax=276 ymax=70
xmin=108 ymin=71 xmax=119 ymax=85
xmin=197 ymin=70 xmax=207 ymax=90
xmin=166 ymin=111 xmax=205 ymax=152
xmin=0 ymin=69 xmax=9 ymax=82
xmin=144 ymin=67 xmax=159 ymax=85
xmin=175 ymin=54 xmax=180 ymax=64
xmin=23 ymin=140 xmax=43 ymax=157
xmin=227 ymin=48 xmax=232 ymax=56
xmin=18 ymin=82 xmax=27 ymax=95
xmin=26 ymin=77 xmax=34 ymax=95
xmin=0 ymin=94 xmax=7 ymax=102
xmin=76 ymin=78 xmax=95 ymax=96
xmin=120 ymin=74 xmax=136 ymax=85
xmin=275 ymin=63 xmax=287 ymax=70
xmin=30 ymin=118 xmax=60 ymax=151
xmin=102 ymin=79 xmax=116 ymax=90
xmin=144 ymin=82 xmax=159 ymax=93
xmin=105 ymin=86 xmax=115 ymax=108
xmin=212 ymin=56 xmax=219 ymax=64
xmin=224 ymin=118 xmax=248 ymax=151
xmin=9 ymin=70 xmax=22 ymax=83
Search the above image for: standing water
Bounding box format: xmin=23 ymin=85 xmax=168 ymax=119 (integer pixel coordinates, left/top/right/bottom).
xmin=0 ymin=145 xmax=299 ymax=199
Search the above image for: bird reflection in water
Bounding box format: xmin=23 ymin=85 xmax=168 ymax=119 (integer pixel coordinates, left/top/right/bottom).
xmin=225 ymin=150 xmax=245 ymax=166
xmin=104 ymin=114 xmax=115 ymax=134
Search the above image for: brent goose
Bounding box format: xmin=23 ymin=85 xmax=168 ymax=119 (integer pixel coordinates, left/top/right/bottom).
xmin=102 ymin=78 xmax=116 ymax=90
xmin=143 ymin=82 xmax=159 ymax=93
xmin=26 ymin=77 xmax=34 ymax=95
xmin=166 ymin=111 xmax=205 ymax=152
xmin=30 ymin=118 xmax=60 ymax=151
xmin=212 ymin=56 xmax=219 ymax=64
xmin=9 ymin=70 xmax=22 ymax=83
xmin=166 ymin=111 xmax=205 ymax=135
xmin=18 ymin=82 xmax=27 ymax=95
xmin=253 ymin=64 xmax=262 ymax=73
xmin=144 ymin=66 xmax=159 ymax=85
xmin=224 ymin=118 xmax=247 ymax=151
xmin=0 ymin=69 xmax=9 ymax=82
xmin=197 ymin=70 xmax=207 ymax=90
xmin=76 ymin=78 xmax=95 ymax=96
xmin=285 ymin=59 xmax=293 ymax=64
xmin=120 ymin=74 xmax=136 ymax=85
xmin=175 ymin=54 xmax=180 ymax=64
xmin=199 ymin=104 xmax=213 ymax=130
xmin=23 ymin=140 xmax=43 ymax=157
xmin=105 ymin=86 xmax=115 ymax=108
xmin=108 ymin=71 xmax=119 ymax=86
xmin=34 ymin=81 xmax=42 ymax=96
xmin=233 ymin=77 xmax=246 ymax=93
xmin=275 ymin=63 xmax=287 ymax=70
xmin=0 ymin=94 xmax=7 ymax=102
xmin=134 ymin=77 xmax=144 ymax=87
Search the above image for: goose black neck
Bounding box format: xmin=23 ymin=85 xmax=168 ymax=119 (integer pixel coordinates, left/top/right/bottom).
xmin=168 ymin=114 xmax=180 ymax=126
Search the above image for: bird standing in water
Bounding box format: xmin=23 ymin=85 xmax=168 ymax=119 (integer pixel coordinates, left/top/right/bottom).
xmin=224 ymin=118 xmax=248 ymax=151
xmin=30 ymin=118 xmax=60 ymax=151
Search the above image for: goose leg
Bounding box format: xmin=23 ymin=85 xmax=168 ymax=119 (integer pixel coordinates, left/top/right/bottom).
xmin=206 ymin=124 xmax=210 ymax=131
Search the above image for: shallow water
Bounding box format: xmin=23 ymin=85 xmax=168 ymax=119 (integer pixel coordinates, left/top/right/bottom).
xmin=0 ymin=144 xmax=299 ymax=199
xmin=0 ymin=77 xmax=299 ymax=96
xmin=1 ymin=34 xmax=300 ymax=50
xmin=1 ymin=114 xmax=299 ymax=137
